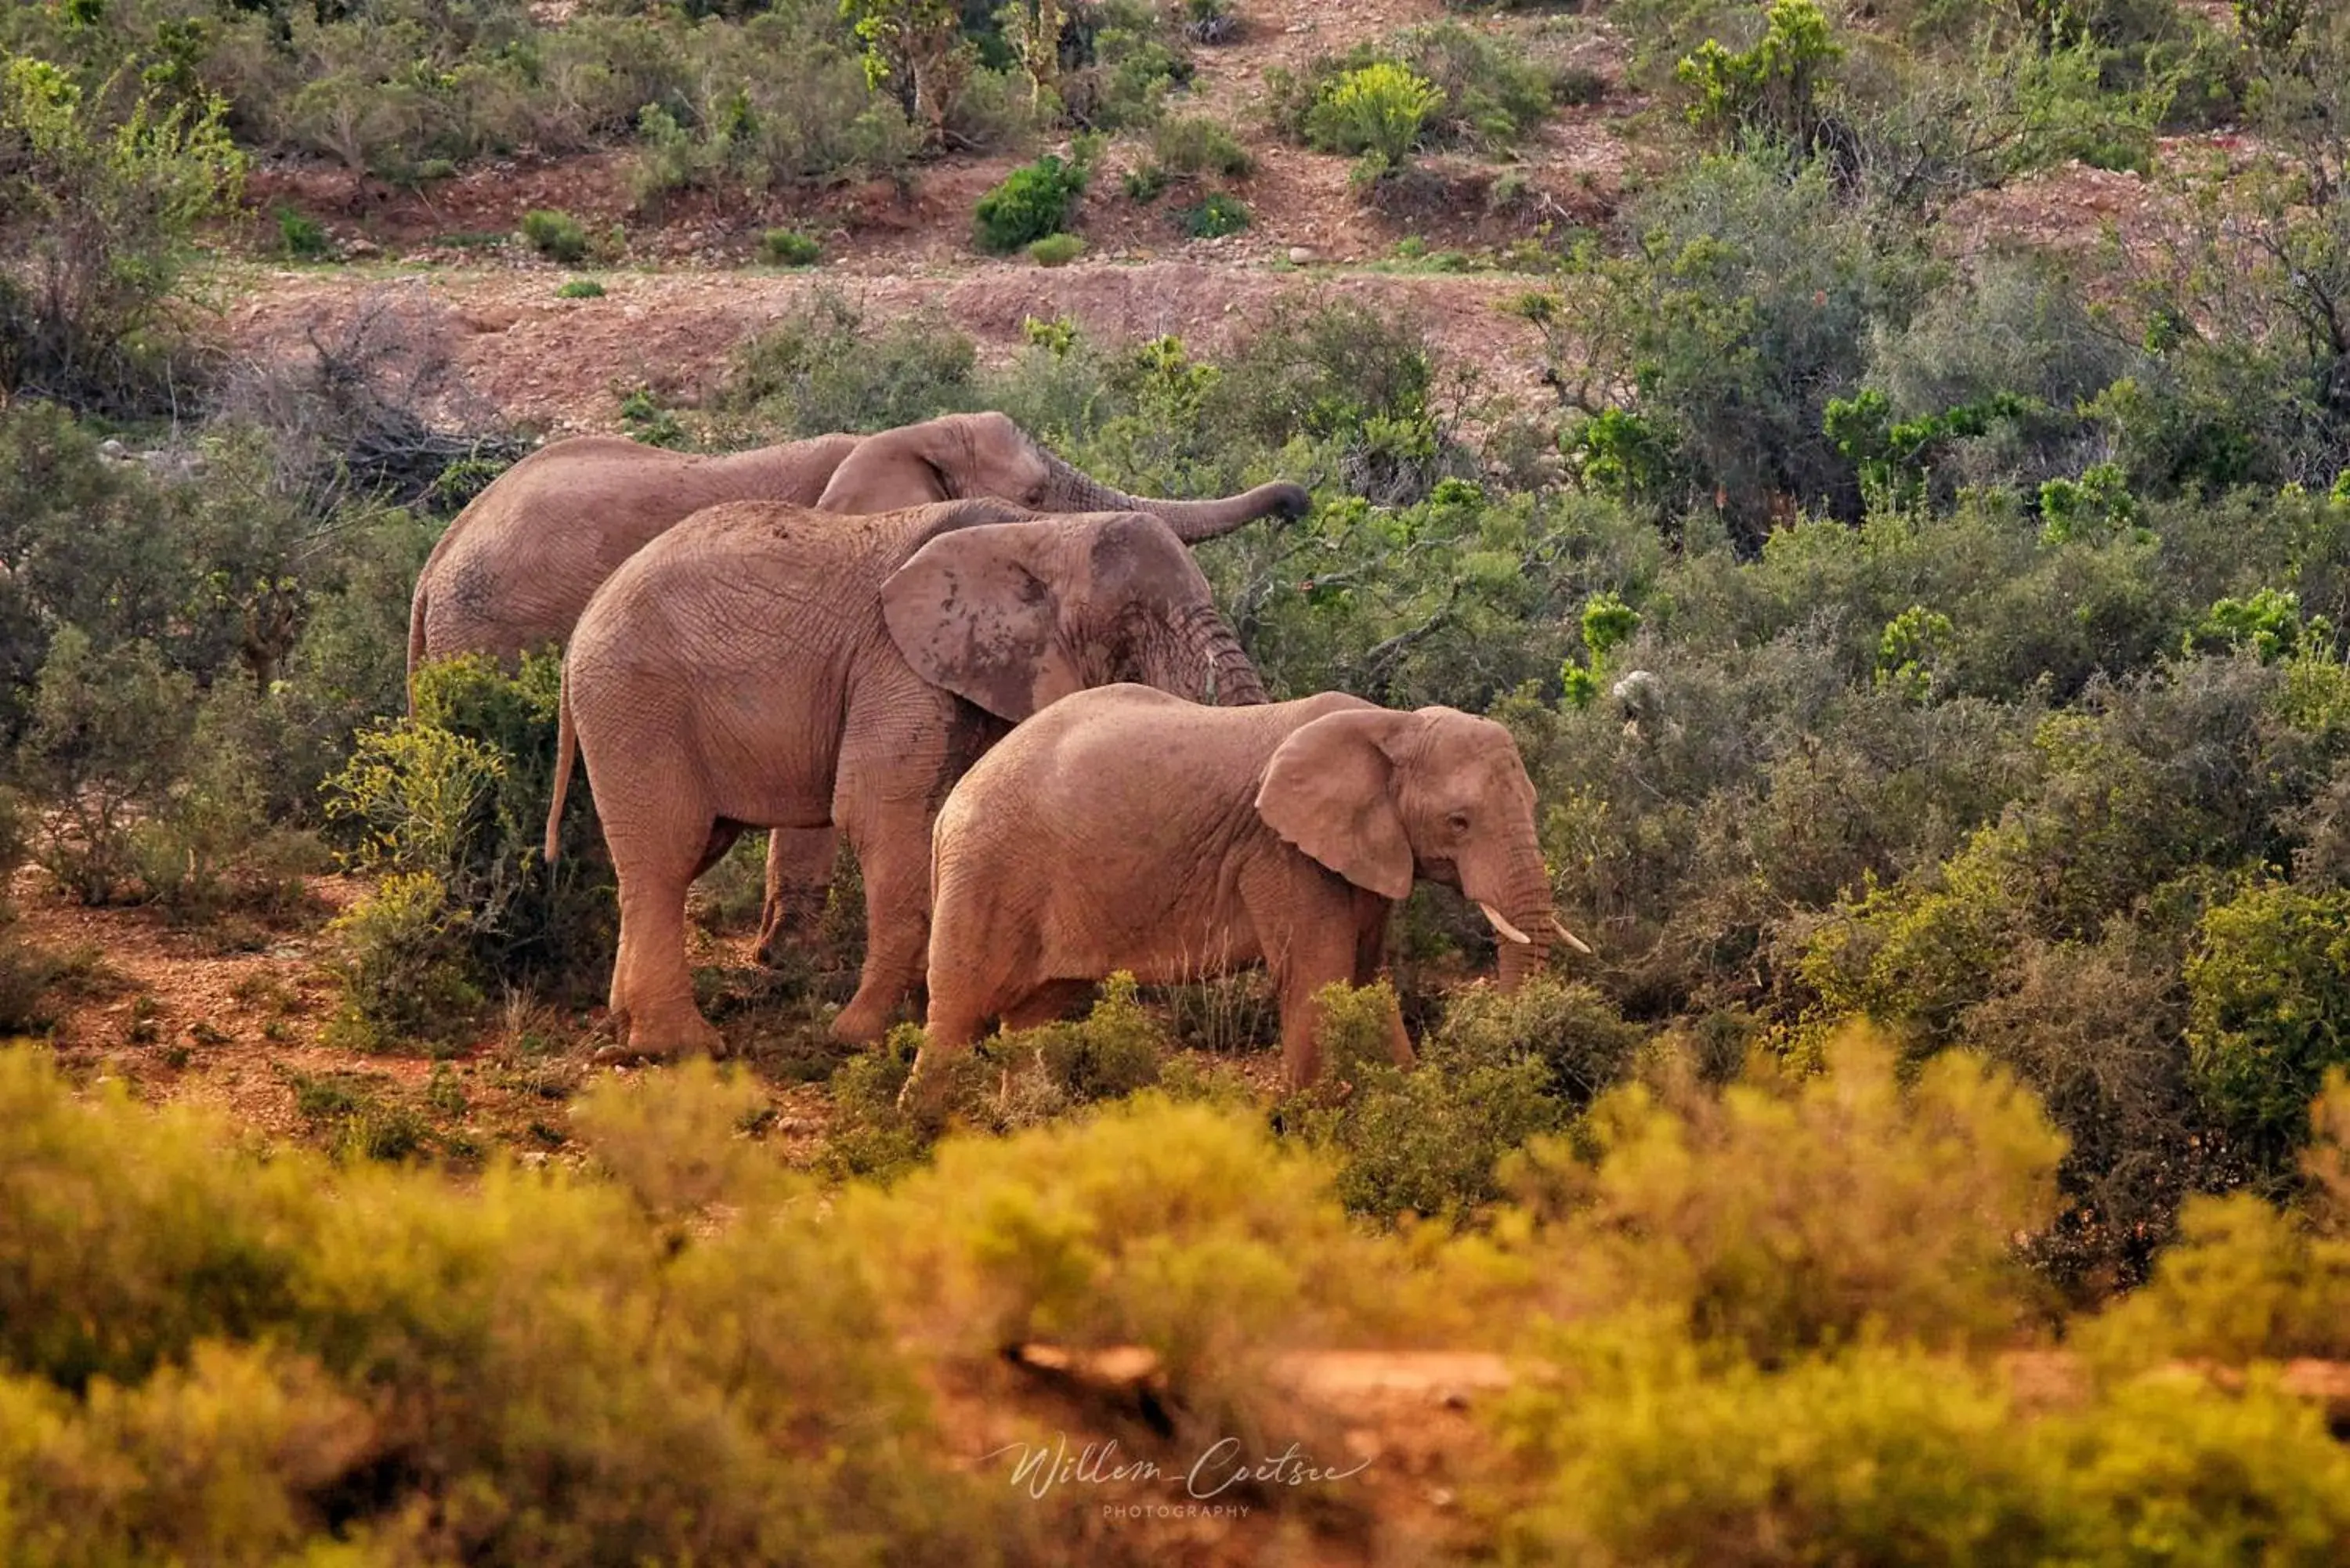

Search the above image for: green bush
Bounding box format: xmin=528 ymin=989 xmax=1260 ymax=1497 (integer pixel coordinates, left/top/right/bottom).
xmin=320 ymin=870 xmax=484 ymax=1053
xmin=1300 ymin=981 xmax=1565 ymax=1223
xmin=323 ymin=653 xmax=615 ymax=1013
xmin=2186 ymin=880 xmax=2350 ymax=1168
xmin=1494 ymin=1335 xmax=2056 ymax=1564
xmin=760 ymin=226 xmax=822 ymax=266
xmin=850 ymin=1091 xmax=1398 ymax=1439
xmin=0 ymin=57 xmax=245 ymax=411
xmin=974 ymin=152 xmax=1090 ymax=253
xmin=18 ymin=630 xmax=196 ymax=905
xmin=1435 ymin=976 xmax=1647 ymax=1103
xmin=1492 ymin=1325 xmax=2350 ymax=1566
xmin=1024 ymin=973 xmax=1166 ymax=1103
xmin=2085 ymin=1187 xmax=2350 ymax=1368
xmin=1150 ymin=111 xmax=1253 ymax=176
xmin=1559 ymin=150 xmax=1915 ymax=543
xmin=1305 ymin=60 xmax=1444 ymax=166
xmin=1271 ymin=22 xmax=1559 ymax=159
xmin=273 ymin=205 xmax=331 ymax=259
xmin=1674 ymin=0 xmax=1843 ymax=151
xmin=1027 ymin=231 xmax=1085 ymax=266
xmin=710 ymin=289 xmax=978 ymax=436
xmin=1057 ymin=0 xmax=1197 ymax=129
xmin=520 ymin=207 xmax=590 ymax=262
xmin=625 ymin=18 xmax=923 ymax=207
xmin=555 ymin=276 xmax=606 ymax=298
xmin=1178 ymin=191 xmax=1249 ymax=237
xmin=132 ymin=681 xmax=323 ymax=924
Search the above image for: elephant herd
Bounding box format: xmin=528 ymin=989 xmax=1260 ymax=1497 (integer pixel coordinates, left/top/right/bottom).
xmin=408 ymin=411 xmax=1582 ymax=1095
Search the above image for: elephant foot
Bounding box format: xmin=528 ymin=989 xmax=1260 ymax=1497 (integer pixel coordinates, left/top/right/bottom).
xmin=753 ymin=927 xmax=822 ymax=971
xmin=830 ymin=992 xmax=903 ymax=1046
xmin=598 ymin=1006 xmax=727 ymax=1067
xmin=894 ymin=1055 xmax=962 ymax=1119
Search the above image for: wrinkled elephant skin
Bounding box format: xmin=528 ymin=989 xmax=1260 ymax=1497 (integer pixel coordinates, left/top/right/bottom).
xmin=918 ymin=685 xmax=1574 ymax=1098
xmin=546 ymin=502 xmax=1268 ymax=1064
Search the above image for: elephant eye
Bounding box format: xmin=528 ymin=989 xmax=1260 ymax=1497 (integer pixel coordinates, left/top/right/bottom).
xmin=1447 ymin=810 xmax=1472 ymax=836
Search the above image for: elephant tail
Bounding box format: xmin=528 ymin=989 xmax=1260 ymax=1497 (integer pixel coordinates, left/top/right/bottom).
xmin=405 ymin=581 xmax=428 ymax=717
xmin=544 ymin=666 xmax=576 ymax=865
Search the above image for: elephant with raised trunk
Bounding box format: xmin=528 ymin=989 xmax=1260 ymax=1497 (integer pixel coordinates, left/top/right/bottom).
xmin=545 ymin=501 xmax=1267 ymax=1064
xmin=410 ymin=411 xmax=1307 ymax=971
xmin=916 ymin=685 xmax=1589 ymax=1097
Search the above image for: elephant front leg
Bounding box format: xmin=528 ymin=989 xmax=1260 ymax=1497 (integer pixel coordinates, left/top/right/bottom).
xmin=1350 ymin=890 xmax=1415 ymax=1068
xmin=830 ymin=815 xmax=933 ymax=1046
xmin=754 ymin=825 xmax=838 ymax=967
xmin=1270 ymin=920 xmax=1375 ymax=1092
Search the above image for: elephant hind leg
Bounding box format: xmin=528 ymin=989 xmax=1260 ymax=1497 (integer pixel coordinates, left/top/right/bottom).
xmin=696 ymin=818 xmax=747 ymax=880
xmin=754 ymin=825 xmax=838 ymax=967
xmin=1000 ymin=979 xmax=1095 ymax=1032
xmin=598 ymin=810 xmax=728 ymax=1066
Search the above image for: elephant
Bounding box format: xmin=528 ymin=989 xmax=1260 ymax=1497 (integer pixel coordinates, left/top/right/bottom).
xmin=543 ymin=500 xmax=1268 ymax=1064
xmin=410 ymin=411 xmax=1308 ymax=974
xmin=916 ymin=684 xmax=1591 ymax=1097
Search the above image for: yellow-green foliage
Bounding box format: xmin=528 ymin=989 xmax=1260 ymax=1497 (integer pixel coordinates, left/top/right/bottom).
xmin=1491 ymin=1324 xmax=2350 ymax=1567
xmin=318 ymin=869 xmax=480 ymax=1053
xmin=1510 ymin=1027 xmax=2065 ymax=1357
xmin=1300 ymin=979 xmax=1565 ymax=1222
xmin=2186 ymin=879 xmax=2350 ymax=1163
xmin=2084 ymin=1073 xmax=2350 ymax=1368
xmin=1494 ymin=1328 xmax=2057 ymax=1566
xmin=821 ymin=977 xmax=1170 ymax=1179
xmin=1434 ymin=975 xmax=1647 ymax=1102
xmin=852 ymin=1096 xmax=1388 ymax=1402
xmin=0 ymin=1046 xmax=1018 ymax=1566
xmin=1025 ymin=971 xmax=1166 ymax=1103
xmin=2037 ymin=1376 xmax=2350 ymax=1567
xmin=1795 ymin=839 xmax=2021 ymax=1048
xmin=570 ymin=1056 xmax=784 ymax=1218
xmin=324 ymin=653 xmax=614 ymax=1011
xmin=1305 ymin=61 xmax=1444 ymax=166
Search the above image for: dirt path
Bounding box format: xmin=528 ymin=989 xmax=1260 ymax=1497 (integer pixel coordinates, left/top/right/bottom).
xmin=225 ymin=259 xmax=1564 ymax=435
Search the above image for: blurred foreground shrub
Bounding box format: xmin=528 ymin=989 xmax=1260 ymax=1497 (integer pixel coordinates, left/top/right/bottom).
xmin=0 ymin=1047 xmax=1025 ymax=1565
xmin=1491 ymin=1325 xmax=2350 ymax=1566
xmin=1509 ymin=1026 xmax=2066 ymax=1358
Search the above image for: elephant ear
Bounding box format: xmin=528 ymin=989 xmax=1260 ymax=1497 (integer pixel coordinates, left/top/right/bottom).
xmin=815 ymin=413 xmax=1030 ymax=513
xmin=880 ymin=522 xmax=1084 ymax=722
xmin=815 ymin=421 xmax=956 ymax=512
xmin=1254 ymin=709 xmax=1415 ymax=900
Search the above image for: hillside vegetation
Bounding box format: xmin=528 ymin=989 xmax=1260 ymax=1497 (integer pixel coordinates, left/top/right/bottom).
xmin=8 ymin=0 xmax=2350 ymax=1559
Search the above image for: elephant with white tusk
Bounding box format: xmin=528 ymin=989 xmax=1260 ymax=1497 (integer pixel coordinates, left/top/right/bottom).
xmin=913 ymin=684 xmax=1589 ymax=1100
xmin=545 ymin=502 xmax=1270 ymax=1065
xmin=408 ymin=411 xmax=1308 ymax=974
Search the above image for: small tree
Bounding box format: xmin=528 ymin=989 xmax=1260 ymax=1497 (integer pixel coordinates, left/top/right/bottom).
xmin=841 ymin=0 xmax=971 ymax=146
xmin=0 ymin=57 xmax=245 ymax=410
xmin=20 ymin=629 xmax=197 ymax=904
xmin=1674 ymin=0 xmax=1843 ymax=154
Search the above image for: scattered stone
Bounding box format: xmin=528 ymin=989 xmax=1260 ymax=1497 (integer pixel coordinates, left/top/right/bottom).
xmin=1287 ymin=245 xmax=1316 ymax=265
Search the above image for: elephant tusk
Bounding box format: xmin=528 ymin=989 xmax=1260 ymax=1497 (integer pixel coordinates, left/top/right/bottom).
xmin=1478 ymin=902 xmax=1533 ymax=945
xmin=1551 ymin=916 xmax=1593 ymax=955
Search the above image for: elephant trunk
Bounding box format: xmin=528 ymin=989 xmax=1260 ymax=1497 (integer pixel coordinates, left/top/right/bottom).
xmin=1043 ymin=450 xmax=1311 ymax=544
xmin=1473 ymin=849 xmax=1560 ymax=994
xmin=1173 ymin=604 xmax=1267 ymax=706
